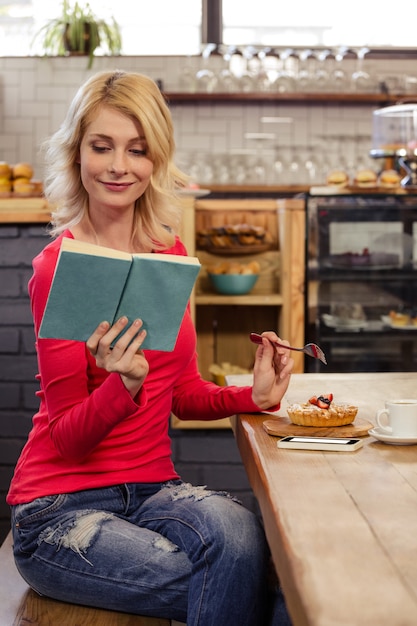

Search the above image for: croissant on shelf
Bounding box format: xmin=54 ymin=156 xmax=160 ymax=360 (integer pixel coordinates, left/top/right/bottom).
xmin=196 ymin=223 xmax=272 ymax=250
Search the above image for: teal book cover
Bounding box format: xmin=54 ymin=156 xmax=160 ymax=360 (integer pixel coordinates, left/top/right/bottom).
xmin=39 ymin=237 xmax=200 ymax=351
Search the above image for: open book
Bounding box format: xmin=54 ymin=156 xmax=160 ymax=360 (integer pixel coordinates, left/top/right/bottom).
xmin=39 ymin=237 xmax=200 ymax=351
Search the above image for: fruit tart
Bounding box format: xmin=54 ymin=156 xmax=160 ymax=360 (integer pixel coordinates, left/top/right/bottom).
xmin=287 ymin=394 xmax=358 ymax=427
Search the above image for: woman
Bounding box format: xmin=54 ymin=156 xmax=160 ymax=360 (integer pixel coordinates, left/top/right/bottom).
xmin=7 ymin=70 xmax=293 ymax=625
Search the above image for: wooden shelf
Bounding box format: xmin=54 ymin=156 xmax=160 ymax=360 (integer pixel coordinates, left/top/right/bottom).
xmin=0 ymin=197 xmax=51 ymax=223
xmin=203 ymin=184 xmax=309 ymax=195
xmin=189 ymin=198 xmax=305 ymax=373
xmin=164 ymin=92 xmax=409 ymax=105
xmin=195 ymin=293 xmax=283 ymax=306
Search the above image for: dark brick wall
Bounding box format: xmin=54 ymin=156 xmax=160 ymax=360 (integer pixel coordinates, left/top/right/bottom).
xmin=0 ymin=223 xmax=257 ymax=543
xmin=0 ymin=223 xmax=50 ymax=541
xmin=169 ymin=427 xmax=259 ymax=515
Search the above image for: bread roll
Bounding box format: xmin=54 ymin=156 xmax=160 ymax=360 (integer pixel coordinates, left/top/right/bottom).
xmin=207 ymin=260 xmax=260 ymax=276
xmin=326 ymin=170 xmax=349 ymax=187
xmin=0 ymin=179 xmax=12 ymax=196
xmin=12 ymin=162 xmax=33 ymax=180
xmin=378 ymin=169 xmax=401 ymax=188
xmin=354 ymin=169 xmax=377 ymax=187
xmin=0 ymin=161 xmax=12 ymax=178
xmin=226 ymin=262 xmax=243 ymax=274
xmin=13 ymin=178 xmax=35 ymax=196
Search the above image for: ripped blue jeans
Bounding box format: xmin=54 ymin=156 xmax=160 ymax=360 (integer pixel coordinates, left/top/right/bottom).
xmin=11 ymin=481 xmax=273 ymax=625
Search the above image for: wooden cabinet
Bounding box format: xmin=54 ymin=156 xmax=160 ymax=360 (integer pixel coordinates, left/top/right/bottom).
xmin=174 ymin=196 xmax=305 ymax=428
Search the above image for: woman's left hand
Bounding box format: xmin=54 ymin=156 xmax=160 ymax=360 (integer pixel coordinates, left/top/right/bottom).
xmin=251 ymin=331 xmax=294 ymax=410
xmin=86 ymin=316 xmax=149 ymax=398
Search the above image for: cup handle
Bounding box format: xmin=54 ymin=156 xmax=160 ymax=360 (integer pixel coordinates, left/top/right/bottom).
xmin=376 ymin=408 xmax=392 ymax=433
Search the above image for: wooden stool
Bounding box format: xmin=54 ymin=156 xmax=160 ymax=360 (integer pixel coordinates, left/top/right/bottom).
xmin=0 ymin=530 xmax=171 ymax=626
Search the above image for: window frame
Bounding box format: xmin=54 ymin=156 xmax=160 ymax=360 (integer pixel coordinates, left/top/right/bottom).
xmin=1 ymin=0 xmax=416 ymax=59
xmin=214 ymin=0 xmax=417 ymax=60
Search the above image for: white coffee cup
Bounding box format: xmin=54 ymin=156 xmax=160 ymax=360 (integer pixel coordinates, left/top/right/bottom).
xmin=376 ymin=399 xmax=417 ymax=437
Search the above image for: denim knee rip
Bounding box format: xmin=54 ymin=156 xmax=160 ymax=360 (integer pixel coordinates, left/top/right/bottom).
xmin=162 ymin=481 xmax=241 ymax=504
xmin=37 ymin=506 xmax=181 ymax=566
xmin=38 ymin=510 xmax=113 ymax=566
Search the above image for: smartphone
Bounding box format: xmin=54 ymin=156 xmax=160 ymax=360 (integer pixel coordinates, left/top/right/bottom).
xmin=277 ymin=436 xmax=364 ymax=452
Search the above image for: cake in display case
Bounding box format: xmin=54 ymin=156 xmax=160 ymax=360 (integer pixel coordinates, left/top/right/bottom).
xmin=370 ymin=104 xmax=417 ymax=187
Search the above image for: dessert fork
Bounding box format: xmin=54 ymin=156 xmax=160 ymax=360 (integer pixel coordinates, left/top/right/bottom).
xmin=250 ymin=332 xmax=327 ymax=365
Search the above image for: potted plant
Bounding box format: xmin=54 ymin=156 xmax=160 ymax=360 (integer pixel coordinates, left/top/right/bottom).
xmin=33 ymin=0 xmax=122 ymax=69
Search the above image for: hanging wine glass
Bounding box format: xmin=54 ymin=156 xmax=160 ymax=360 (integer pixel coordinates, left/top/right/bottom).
xmin=315 ymin=136 xmax=333 ymax=183
xmin=318 ymin=147 xmax=332 ymax=184
xmin=195 ymin=43 xmax=218 ymax=93
xmin=322 ymin=134 xmax=342 ymax=173
xmin=331 ymin=46 xmax=349 ymax=92
xmin=238 ymin=45 xmax=258 ymax=92
xmin=272 ymin=48 xmax=297 ymax=93
xmin=336 ymin=134 xmax=350 ymax=173
xmin=288 ymin=146 xmax=302 ymax=184
xmin=213 ymin=153 xmax=231 ymax=184
xmin=271 ymin=145 xmax=289 ymax=184
xmin=228 ymin=47 xmax=246 ymax=85
xmin=188 ymin=152 xmax=214 ymax=185
xmin=229 ymin=149 xmax=253 ymax=185
xmin=260 ymin=116 xmax=293 ymax=184
xmin=255 ymin=47 xmax=275 ymax=92
xmin=244 ymin=132 xmax=276 ymax=184
xmin=178 ymin=56 xmax=197 ymax=93
xmin=315 ymin=49 xmax=331 ymax=92
xmin=297 ymin=49 xmax=316 ymax=92
xmin=303 ymin=145 xmax=321 ymax=184
xmin=217 ymin=44 xmax=240 ymax=93
xmin=341 ymin=135 xmax=356 ymax=180
xmin=355 ymin=134 xmax=374 ymax=171
xmin=351 ymin=47 xmax=374 ymax=93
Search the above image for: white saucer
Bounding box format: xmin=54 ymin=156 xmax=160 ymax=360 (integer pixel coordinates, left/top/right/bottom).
xmin=369 ymin=427 xmax=417 ymax=446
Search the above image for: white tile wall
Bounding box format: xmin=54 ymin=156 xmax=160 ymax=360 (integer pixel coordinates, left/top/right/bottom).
xmin=0 ymin=54 xmax=415 ymax=183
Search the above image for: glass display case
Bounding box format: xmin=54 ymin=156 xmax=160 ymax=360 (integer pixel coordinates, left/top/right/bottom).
xmin=305 ymin=191 xmax=417 ymax=372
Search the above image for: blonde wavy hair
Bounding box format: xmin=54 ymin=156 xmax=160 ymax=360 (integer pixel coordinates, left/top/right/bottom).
xmin=43 ymin=70 xmax=188 ymax=250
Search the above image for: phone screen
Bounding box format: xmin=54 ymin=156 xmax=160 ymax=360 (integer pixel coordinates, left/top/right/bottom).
xmin=277 ymin=436 xmax=363 ymax=451
xmin=284 ymin=437 xmax=357 ymax=445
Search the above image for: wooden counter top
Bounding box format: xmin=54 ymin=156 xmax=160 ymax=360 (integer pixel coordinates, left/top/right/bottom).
xmin=231 ymin=372 xmax=417 ymax=626
xmin=0 ymin=197 xmax=51 ymax=223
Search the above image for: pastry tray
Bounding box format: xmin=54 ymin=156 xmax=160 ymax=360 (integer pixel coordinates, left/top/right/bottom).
xmin=263 ymin=415 xmax=373 ymax=438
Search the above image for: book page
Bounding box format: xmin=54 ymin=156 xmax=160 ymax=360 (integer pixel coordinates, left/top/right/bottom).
xmin=133 ymin=252 xmax=200 ymax=266
xmin=60 ymin=237 xmax=132 ymax=261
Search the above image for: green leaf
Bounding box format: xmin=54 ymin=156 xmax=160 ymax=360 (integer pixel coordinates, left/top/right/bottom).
xmin=31 ymin=0 xmax=122 ymax=68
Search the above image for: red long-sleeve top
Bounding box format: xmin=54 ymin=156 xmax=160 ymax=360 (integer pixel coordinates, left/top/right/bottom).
xmin=7 ymin=231 xmax=263 ymax=505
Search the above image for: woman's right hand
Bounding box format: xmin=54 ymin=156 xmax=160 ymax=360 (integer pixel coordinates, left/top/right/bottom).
xmin=251 ymin=331 xmax=293 ymax=410
xmin=86 ymin=317 xmax=149 ymax=397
